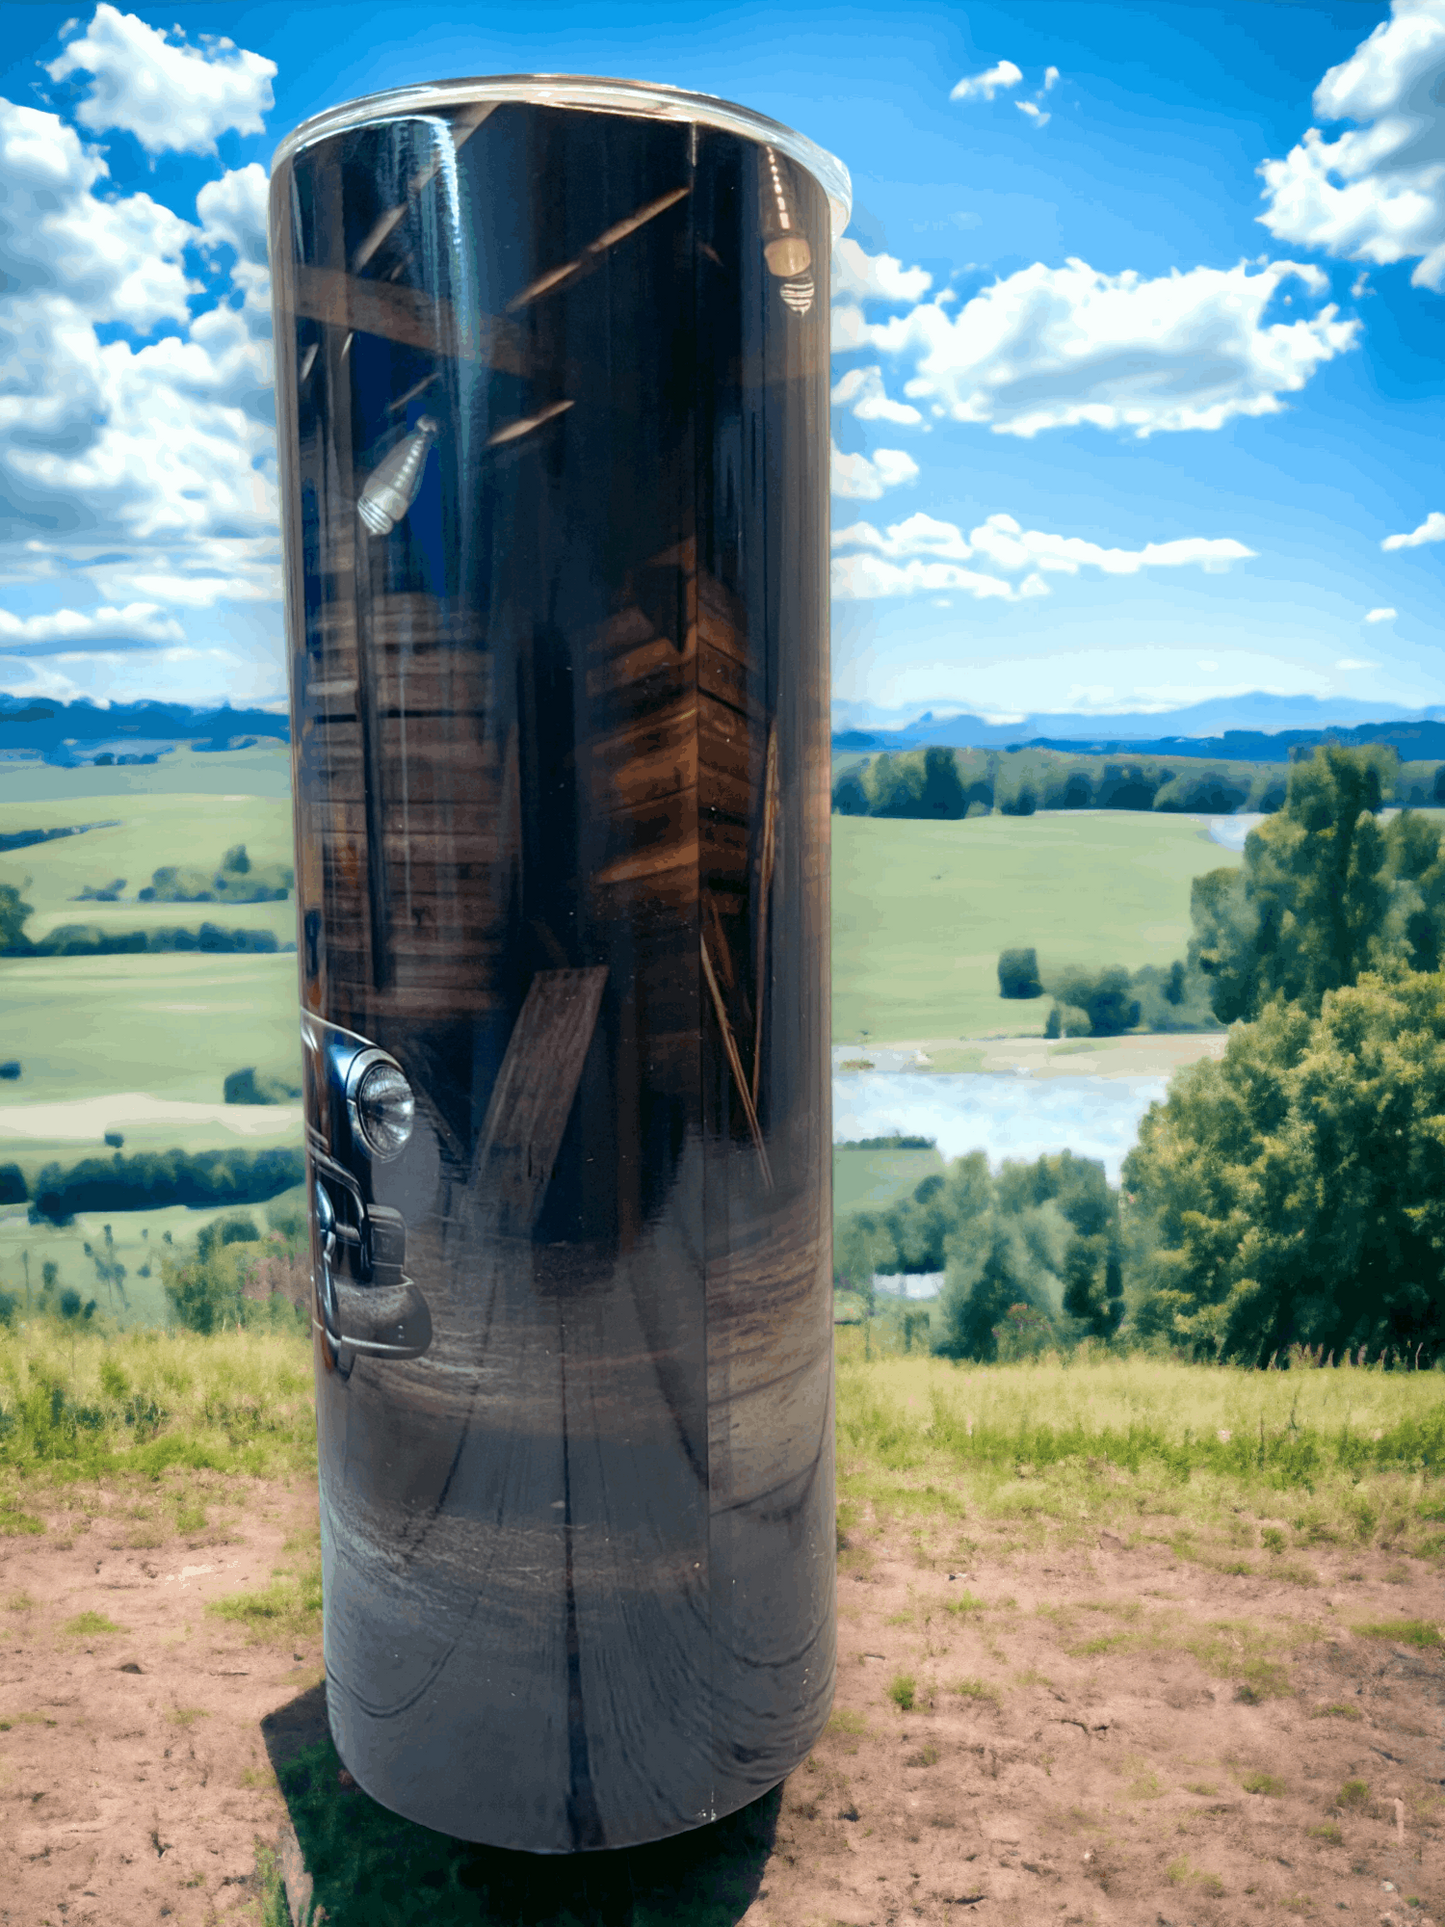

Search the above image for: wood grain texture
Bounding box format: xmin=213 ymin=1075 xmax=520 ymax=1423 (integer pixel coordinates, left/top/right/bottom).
xmin=473 ymin=968 xmax=609 ymax=1237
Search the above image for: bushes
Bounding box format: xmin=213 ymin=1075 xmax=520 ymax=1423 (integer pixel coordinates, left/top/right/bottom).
xmin=138 ymin=843 xmax=293 ymax=904
xmin=997 ymin=947 xmax=1043 ymax=999
xmin=1044 ymin=966 xmax=1140 ymax=1037
xmin=224 ymin=1067 xmax=302 ymax=1105
xmin=0 ymin=1164 xmax=25 ymax=1205
xmin=29 ymin=922 xmax=282 ymax=956
xmin=27 ymin=1146 xmax=305 ymax=1226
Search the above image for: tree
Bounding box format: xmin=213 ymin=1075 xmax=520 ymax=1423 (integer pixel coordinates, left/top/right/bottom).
xmin=919 ymin=747 xmax=969 ymax=819
xmin=1189 ymin=745 xmax=1410 ymax=1022
xmin=832 ymin=767 xmax=870 ymax=815
xmin=0 ymin=881 xmax=34 ymax=953
xmin=1047 ymin=966 xmax=1140 ymax=1036
xmin=997 ymin=948 xmax=1043 ymax=999
xmin=1123 ymin=971 xmax=1445 ymax=1363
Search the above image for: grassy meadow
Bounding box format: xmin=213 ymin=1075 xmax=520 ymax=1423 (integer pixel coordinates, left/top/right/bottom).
xmin=830 ymin=809 xmax=1243 ymax=1043
xmin=0 ymin=785 xmax=295 ymax=944
xmin=3 ymin=1316 xmax=1440 ymax=1573
xmin=832 ymin=1142 xmax=945 ymax=1217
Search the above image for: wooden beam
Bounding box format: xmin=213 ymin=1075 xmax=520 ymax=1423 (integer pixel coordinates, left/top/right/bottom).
xmin=474 ymin=967 xmax=609 ymax=1236
xmin=291 ymin=264 xmax=529 ymax=375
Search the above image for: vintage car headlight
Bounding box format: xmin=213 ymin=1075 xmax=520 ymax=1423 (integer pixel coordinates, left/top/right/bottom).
xmin=349 ymin=1054 xmax=415 ymax=1160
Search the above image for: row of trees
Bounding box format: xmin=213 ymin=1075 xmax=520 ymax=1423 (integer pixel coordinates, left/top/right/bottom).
xmin=836 ymin=1148 xmax=1124 ymax=1359
xmin=0 ymin=882 xmax=286 ymax=957
xmin=833 ymin=743 xmax=1445 ymax=822
xmin=997 ymin=948 xmax=1219 ymax=1035
xmin=21 ymin=1146 xmax=305 ymax=1225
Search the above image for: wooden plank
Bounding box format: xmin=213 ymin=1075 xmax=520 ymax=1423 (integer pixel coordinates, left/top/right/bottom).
xmin=473 ymin=967 xmax=609 ymax=1238
xmin=290 ymin=263 xmax=529 ymax=374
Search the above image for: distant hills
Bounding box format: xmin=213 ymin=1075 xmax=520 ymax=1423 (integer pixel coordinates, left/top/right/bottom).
xmin=0 ymin=694 xmax=289 ymax=765
xmin=832 ymin=693 xmax=1445 ymax=764
xmin=2 ymin=687 xmax=1441 ymax=770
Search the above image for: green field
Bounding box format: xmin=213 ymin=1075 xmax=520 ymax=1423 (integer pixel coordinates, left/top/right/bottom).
xmin=831 ymin=810 xmax=1242 ymax=1043
xmin=0 ymin=740 xmax=292 ymax=802
xmin=0 ymin=949 xmax=302 ymax=1110
xmin=833 ymin=1144 xmax=944 ymax=1217
xmin=0 ymin=1185 xmax=305 ymax=1330
xmin=0 ymin=783 xmax=294 ymax=944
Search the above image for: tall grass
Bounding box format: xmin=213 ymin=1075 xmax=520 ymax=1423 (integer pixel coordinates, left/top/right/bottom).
xmin=0 ymin=1315 xmax=314 ymax=1498
xmin=835 ymin=1350 xmax=1445 ymax=1559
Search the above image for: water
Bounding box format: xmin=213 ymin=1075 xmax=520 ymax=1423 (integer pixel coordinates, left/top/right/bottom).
xmin=832 ymin=1071 xmax=1167 ymax=1182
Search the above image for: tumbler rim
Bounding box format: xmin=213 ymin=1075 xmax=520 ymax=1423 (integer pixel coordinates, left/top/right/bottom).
xmin=271 ymin=73 xmax=852 ymax=244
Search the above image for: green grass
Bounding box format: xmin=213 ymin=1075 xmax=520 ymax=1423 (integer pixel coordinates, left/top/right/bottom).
xmin=831 ymin=810 xmax=1242 ymax=1042
xmin=0 ymin=949 xmax=301 ymax=1117
xmin=0 ymin=1318 xmax=316 ymax=1490
xmin=832 ymin=1352 xmax=1445 ymax=1578
xmin=833 ymin=1144 xmax=945 ymax=1218
xmin=1241 ymin=1771 xmax=1285 ymax=1796
xmin=61 ymin=1609 xmax=125 ymax=1636
xmin=887 ymin=1672 xmax=916 ymax=1711
xmin=1351 ymin=1618 xmax=1442 ymax=1647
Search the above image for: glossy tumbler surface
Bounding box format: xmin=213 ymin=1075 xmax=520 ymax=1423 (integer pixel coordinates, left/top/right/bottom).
xmin=268 ymin=76 xmax=847 ymax=1851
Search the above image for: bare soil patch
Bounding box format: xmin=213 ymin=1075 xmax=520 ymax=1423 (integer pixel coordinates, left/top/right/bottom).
xmin=0 ymin=1480 xmax=1441 ymax=1926
xmin=0 ymin=1474 xmax=321 ymax=1927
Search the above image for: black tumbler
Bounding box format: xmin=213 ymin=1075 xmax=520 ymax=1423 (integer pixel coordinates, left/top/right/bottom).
xmin=268 ymin=75 xmax=848 ymax=1851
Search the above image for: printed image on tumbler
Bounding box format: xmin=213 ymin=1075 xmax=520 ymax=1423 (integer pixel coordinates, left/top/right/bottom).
xmin=268 ymin=75 xmax=849 ymax=1852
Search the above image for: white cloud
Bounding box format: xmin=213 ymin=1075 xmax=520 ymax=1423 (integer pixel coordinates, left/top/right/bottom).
xmin=831 ymin=365 xmax=924 ymax=426
xmin=196 ymin=162 xmax=271 ymax=317
xmin=1042 ymin=66 xmax=1060 ymax=92
xmin=1258 ymin=0 xmax=1445 ymax=290
xmin=1017 ymin=101 xmax=1050 ymax=128
xmin=966 ymin=512 xmax=1255 ymax=576
xmin=850 ymin=255 xmax=1359 ymax=437
xmin=833 ymin=239 xmax=933 ymax=305
xmin=831 ymin=552 xmax=1032 ymax=601
xmin=834 ymin=512 xmax=975 ymax=560
xmin=830 ymin=510 xmax=1255 ymax=599
xmin=0 ymin=100 xmax=275 ymax=565
xmin=1364 ymin=606 xmax=1398 ymax=622
xmin=0 ymin=601 xmax=184 ymax=646
xmin=830 ymin=440 xmax=920 ymax=499
xmin=1383 ymin=509 xmax=1445 ymax=548
xmin=46 ymin=5 xmax=277 ymax=156
xmin=1337 ymin=657 xmax=1379 ymax=669
xmin=950 ymin=60 xmax=1023 ymax=103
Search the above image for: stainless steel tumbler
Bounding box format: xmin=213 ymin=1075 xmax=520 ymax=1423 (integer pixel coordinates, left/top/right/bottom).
xmin=268 ymin=75 xmax=848 ymax=1851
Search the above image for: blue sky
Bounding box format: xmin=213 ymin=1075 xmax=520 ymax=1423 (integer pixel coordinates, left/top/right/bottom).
xmin=1 ymin=0 xmax=1442 ymax=723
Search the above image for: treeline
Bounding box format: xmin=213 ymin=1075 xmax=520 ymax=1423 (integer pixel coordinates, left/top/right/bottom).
xmin=836 ymin=1148 xmax=1124 ymax=1358
xmin=0 ymin=882 xmax=288 ymax=957
xmin=18 ymin=1146 xmax=305 ymax=1225
xmin=998 ymin=949 xmax=1219 ymax=1035
xmin=857 ymin=746 xmax=1445 ymax=1365
xmin=833 ymin=743 xmax=1445 ymax=820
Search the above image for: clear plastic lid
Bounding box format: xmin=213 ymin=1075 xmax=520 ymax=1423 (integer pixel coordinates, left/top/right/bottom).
xmin=272 ymin=74 xmax=852 ymax=245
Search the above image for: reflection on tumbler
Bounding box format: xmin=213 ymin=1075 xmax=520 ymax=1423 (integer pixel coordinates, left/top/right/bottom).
xmin=269 ymin=76 xmax=850 ymax=1854
xmin=356 ymin=415 xmax=439 ymax=535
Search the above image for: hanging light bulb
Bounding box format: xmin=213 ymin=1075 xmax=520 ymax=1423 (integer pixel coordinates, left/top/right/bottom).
xmin=357 ymin=415 xmax=439 ymax=537
xmin=758 ymin=145 xmax=814 ymax=314
xmin=759 ymin=146 xmax=812 ymax=277
xmin=778 ymin=274 xmax=814 ymax=314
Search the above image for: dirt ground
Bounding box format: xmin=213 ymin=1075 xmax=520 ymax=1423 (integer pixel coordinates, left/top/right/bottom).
xmin=0 ymin=1477 xmax=1441 ymax=1927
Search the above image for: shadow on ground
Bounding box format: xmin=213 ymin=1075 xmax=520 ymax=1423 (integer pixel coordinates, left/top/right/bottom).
xmin=261 ymin=1682 xmax=780 ymax=1925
